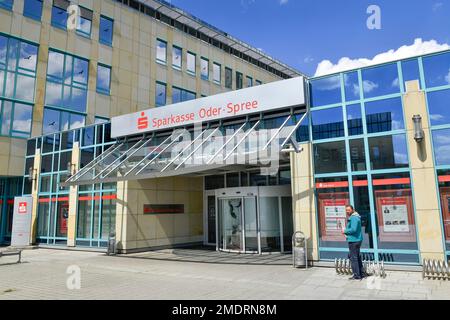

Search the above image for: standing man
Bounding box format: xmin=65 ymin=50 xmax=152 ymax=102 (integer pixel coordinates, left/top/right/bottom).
xmin=342 ymin=205 xmax=364 ymax=280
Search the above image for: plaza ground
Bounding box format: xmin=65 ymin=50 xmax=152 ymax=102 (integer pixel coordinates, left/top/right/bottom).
xmin=0 ymin=248 xmax=449 ymax=300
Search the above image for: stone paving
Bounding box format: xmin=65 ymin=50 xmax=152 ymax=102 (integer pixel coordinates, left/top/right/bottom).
xmin=0 ymin=248 xmax=449 ymax=300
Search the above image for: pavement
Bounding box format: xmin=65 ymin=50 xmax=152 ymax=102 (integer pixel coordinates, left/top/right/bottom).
xmin=0 ymin=248 xmax=449 ymax=300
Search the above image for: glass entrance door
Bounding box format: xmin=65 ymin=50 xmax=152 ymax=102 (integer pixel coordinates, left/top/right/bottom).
xmin=218 ymin=197 xmax=244 ymax=252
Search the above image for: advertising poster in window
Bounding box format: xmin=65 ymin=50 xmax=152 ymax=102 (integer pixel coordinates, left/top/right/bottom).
xmin=375 ymin=189 xmax=416 ymax=242
xmin=439 ymin=187 xmax=450 ymax=241
xmin=318 ymin=191 xmax=349 ymax=242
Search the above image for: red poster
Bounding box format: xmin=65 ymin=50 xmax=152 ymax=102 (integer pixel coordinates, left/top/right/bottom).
xmin=375 ymin=189 xmax=416 ymax=243
xmin=318 ymin=192 xmax=350 ymax=242
xmin=439 ymin=187 xmax=450 ymax=241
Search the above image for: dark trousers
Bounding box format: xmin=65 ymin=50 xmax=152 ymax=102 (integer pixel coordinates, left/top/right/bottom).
xmin=348 ymin=241 xmax=363 ymax=278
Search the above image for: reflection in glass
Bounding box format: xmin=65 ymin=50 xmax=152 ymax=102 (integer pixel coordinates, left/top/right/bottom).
xmin=201 ymin=58 xmax=209 ymax=80
xmin=427 ymin=89 xmax=450 ymax=126
xmin=347 ymin=103 xmax=363 ymax=136
xmin=172 ymin=46 xmax=182 ymax=69
xmin=344 ymin=71 xmax=360 ymax=101
xmin=361 ymin=63 xmax=400 ymax=99
xmin=187 ymin=52 xmax=196 ymax=74
xmin=311 ymin=107 xmax=344 ymax=140
xmin=156 ymin=82 xmax=166 ymax=107
xmin=401 ymin=59 xmax=421 ymax=90
xmin=368 ymin=134 xmax=409 ymax=170
xmin=365 ymin=97 xmax=404 ymax=133
xmin=432 ymin=129 xmax=450 ymax=166
xmin=97 ymin=65 xmax=111 ymax=94
xmin=423 ymin=52 xmax=450 ymax=88
xmin=99 ymin=16 xmax=113 ymax=45
xmin=310 ymin=75 xmax=342 ymax=107
xmin=349 ymin=139 xmax=366 ymax=171
xmin=314 ymin=141 xmax=347 ymax=174
xmin=353 ymin=176 xmax=373 ymax=249
xmin=156 ymin=39 xmax=167 ymax=63
xmin=260 ymin=197 xmax=281 ymax=252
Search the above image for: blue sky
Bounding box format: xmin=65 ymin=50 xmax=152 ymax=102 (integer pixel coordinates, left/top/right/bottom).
xmin=168 ymin=0 xmax=450 ymax=76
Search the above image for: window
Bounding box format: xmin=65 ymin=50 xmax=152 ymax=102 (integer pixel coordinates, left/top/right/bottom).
xmin=437 ymin=169 xmax=450 ymax=252
xmin=311 ymin=107 xmax=344 ymax=140
xmin=365 ymin=97 xmax=404 ymax=133
xmin=213 ymin=63 xmax=221 ymax=84
xmin=361 ymin=63 xmax=400 ymax=99
xmin=173 ymin=87 xmax=196 ymax=104
xmin=310 ymin=75 xmax=342 ymax=107
xmin=94 ymin=116 xmax=109 ymax=124
xmin=24 ymin=0 xmax=43 ymax=21
xmin=368 ymin=134 xmax=409 ymax=170
xmin=427 ymin=89 xmax=450 ymax=126
xmin=236 ymin=72 xmax=243 ymax=89
xmin=0 ymin=0 xmax=13 ymax=10
xmin=349 ymin=139 xmax=366 ymax=171
xmin=423 ymin=52 xmax=450 ymax=88
xmin=76 ymin=7 xmax=92 ymax=38
xmin=156 ymin=39 xmax=167 ymax=64
xmin=45 ymin=50 xmax=89 ymax=114
xmin=347 ymin=103 xmax=363 ymax=136
xmin=225 ymin=67 xmax=232 ymax=89
xmin=0 ymin=35 xmax=38 ymax=138
xmin=172 ymin=46 xmax=182 ymax=70
xmin=246 ymin=76 xmax=253 ymax=87
xmin=401 ymin=59 xmax=421 ymax=90
xmin=96 ymin=64 xmax=111 ymax=95
xmin=255 ymin=80 xmax=262 ymax=86
xmin=0 ymin=101 xmax=33 ymax=138
xmin=432 ymin=129 xmax=450 ymax=166
xmin=201 ymin=57 xmax=209 ymax=80
xmin=313 ymin=141 xmax=347 ymax=174
xmin=344 ymin=71 xmax=360 ymax=101
xmin=99 ymin=16 xmax=113 ymax=46
xmin=187 ymin=52 xmax=196 ymax=74
xmin=42 ymin=107 xmax=84 ymax=135
xmin=51 ymin=1 xmax=69 ymax=30
xmin=155 ymin=82 xmax=166 ymax=107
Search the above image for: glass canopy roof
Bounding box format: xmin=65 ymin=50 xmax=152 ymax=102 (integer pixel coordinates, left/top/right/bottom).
xmin=62 ymin=112 xmax=307 ymax=186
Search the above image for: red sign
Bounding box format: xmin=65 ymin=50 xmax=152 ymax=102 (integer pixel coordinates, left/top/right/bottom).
xmin=18 ymin=202 xmax=27 ymax=214
xmin=315 ymin=181 xmax=349 ymax=189
xmin=138 ymin=112 xmax=149 ymax=130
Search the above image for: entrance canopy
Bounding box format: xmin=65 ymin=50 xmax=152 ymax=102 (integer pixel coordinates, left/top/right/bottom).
xmin=63 ymin=77 xmax=308 ymax=186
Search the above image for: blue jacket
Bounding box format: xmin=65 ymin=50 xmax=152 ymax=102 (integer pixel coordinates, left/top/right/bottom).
xmin=344 ymin=212 xmax=363 ymax=243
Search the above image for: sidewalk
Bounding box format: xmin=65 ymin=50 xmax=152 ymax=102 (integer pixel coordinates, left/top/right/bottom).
xmin=0 ymin=248 xmax=448 ymax=300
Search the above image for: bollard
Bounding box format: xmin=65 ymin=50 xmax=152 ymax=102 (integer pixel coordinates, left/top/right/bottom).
xmin=107 ymin=232 xmax=117 ymax=256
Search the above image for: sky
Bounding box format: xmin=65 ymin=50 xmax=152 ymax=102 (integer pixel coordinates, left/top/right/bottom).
xmin=167 ymin=0 xmax=450 ymax=77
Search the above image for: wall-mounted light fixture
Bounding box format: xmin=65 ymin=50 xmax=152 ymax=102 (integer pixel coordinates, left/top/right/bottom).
xmin=412 ymin=115 xmax=425 ymax=143
xmin=28 ymin=166 xmax=37 ymax=182
xmin=67 ymin=161 xmax=76 ymax=177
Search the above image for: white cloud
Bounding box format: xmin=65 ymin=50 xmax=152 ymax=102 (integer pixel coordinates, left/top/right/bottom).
xmin=445 ymin=68 xmax=450 ymax=84
xmin=280 ymin=0 xmax=289 ymax=5
xmin=362 ymin=80 xmax=379 ymax=93
xmin=430 ymin=114 xmax=445 ymax=121
xmin=314 ymin=38 xmax=450 ymax=76
xmin=433 ymin=2 xmax=444 ymax=12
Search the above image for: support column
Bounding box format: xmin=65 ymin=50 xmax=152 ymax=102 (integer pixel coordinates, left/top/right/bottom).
xmin=291 ymin=142 xmax=319 ymax=261
xmin=67 ymin=142 xmax=80 ymax=247
xmin=403 ymin=80 xmax=445 ymax=260
xmin=30 ymin=148 xmax=42 ymax=244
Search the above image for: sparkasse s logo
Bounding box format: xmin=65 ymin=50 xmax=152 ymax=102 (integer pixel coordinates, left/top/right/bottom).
xmin=138 ymin=112 xmax=149 ymax=130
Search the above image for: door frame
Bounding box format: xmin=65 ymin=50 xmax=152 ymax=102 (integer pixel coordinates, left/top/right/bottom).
xmin=203 ymin=190 xmax=216 ymax=246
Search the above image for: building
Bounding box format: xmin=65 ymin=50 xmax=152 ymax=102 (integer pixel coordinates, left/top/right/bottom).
xmin=2 ymin=0 xmax=450 ymax=267
xmin=0 ymin=0 xmax=301 ymax=244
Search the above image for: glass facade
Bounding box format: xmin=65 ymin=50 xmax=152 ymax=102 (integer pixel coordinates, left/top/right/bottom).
xmin=311 ymin=60 xmax=418 ymax=264
xmin=96 ymin=64 xmax=111 ymax=95
xmin=24 ymin=0 xmax=43 ymax=21
xmin=99 ymin=16 xmax=113 ymax=46
xmin=0 ymin=35 xmax=37 ymax=138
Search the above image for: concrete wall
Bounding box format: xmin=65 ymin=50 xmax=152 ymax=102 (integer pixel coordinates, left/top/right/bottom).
xmin=0 ymin=0 xmax=283 ymax=178
xmin=116 ymin=177 xmax=204 ymax=253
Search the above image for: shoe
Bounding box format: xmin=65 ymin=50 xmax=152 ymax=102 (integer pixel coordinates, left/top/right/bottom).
xmin=349 ymin=276 xmax=362 ymax=280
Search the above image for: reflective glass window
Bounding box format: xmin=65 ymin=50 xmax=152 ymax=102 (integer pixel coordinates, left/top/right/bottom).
xmin=437 ymin=169 xmax=450 ymax=252
xmin=361 ymin=63 xmax=400 ymax=98
xmin=187 ymin=52 xmax=196 ymax=74
xmin=347 ymin=103 xmax=363 ymax=136
xmin=368 ymin=134 xmax=409 ymax=170
xmin=172 ymin=46 xmax=182 ymax=69
xmin=427 ymin=89 xmax=450 ymax=126
xmin=213 ymin=63 xmax=221 ymax=84
xmin=172 ymin=87 xmax=181 ymax=104
xmin=51 ymin=4 xmax=68 ymax=29
xmin=0 ymin=0 xmax=13 ymax=10
xmin=236 ymin=72 xmax=243 ymax=89
xmin=311 ymin=107 xmax=344 ymax=140
xmin=156 ymin=39 xmax=167 ymax=63
xmin=246 ymin=76 xmax=253 ymax=87
xmin=225 ymin=67 xmax=232 ymax=89
xmin=314 ymin=141 xmax=347 ymax=174
xmin=310 ymin=75 xmax=342 ymax=107
xmin=96 ymin=64 xmax=111 ymax=95
xmin=401 ymin=59 xmax=421 ymax=90
xmin=77 ymin=9 xmax=92 ymax=37
xmin=365 ymin=97 xmax=404 ymax=133
xmin=155 ymin=82 xmax=166 ymax=107
xmin=201 ymin=57 xmax=209 ymax=80
xmin=423 ymin=52 xmax=450 ymax=88
xmin=99 ymin=16 xmax=113 ymax=46
xmin=344 ymin=71 xmax=360 ymax=101
xmin=432 ymin=128 xmax=450 ymax=166
xmin=349 ymin=139 xmax=366 ymax=171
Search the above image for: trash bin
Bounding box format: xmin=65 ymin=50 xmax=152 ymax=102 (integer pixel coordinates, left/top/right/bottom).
xmin=292 ymin=231 xmax=307 ymax=269
xmin=107 ymin=232 xmax=117 ymax=256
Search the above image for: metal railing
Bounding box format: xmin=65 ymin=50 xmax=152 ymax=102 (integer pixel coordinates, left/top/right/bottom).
xmin=422 ymin=259 xmax=450 ymax=280
xmin=335 ymin=258 xmax=386 ymax=278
